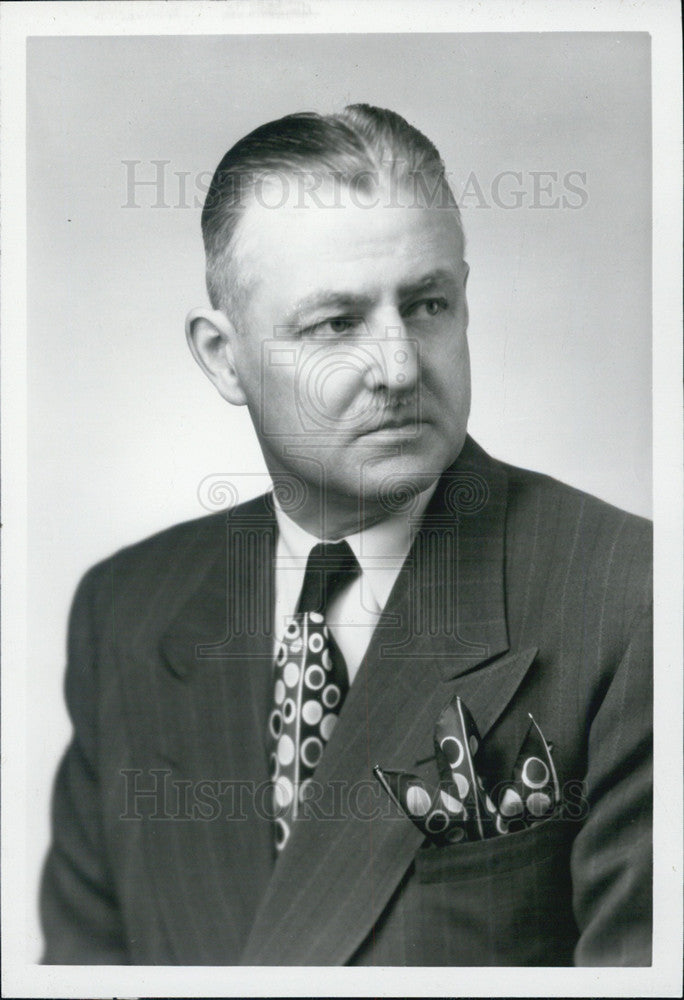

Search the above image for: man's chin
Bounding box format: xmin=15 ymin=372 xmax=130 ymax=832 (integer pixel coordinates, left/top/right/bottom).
xmin=351 ymin=448 xmax=451 ymax=509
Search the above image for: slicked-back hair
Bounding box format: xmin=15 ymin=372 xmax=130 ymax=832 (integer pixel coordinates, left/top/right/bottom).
xmin=201 ymin=103 xmax=463 ymax=316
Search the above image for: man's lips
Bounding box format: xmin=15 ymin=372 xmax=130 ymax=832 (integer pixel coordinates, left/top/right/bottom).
xmin=358 ymin=415 xmax=424 ymax=436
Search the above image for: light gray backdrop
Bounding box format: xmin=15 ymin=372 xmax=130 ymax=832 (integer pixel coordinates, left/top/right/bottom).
xmin=27 ymin=32 xmax=651 ymax=959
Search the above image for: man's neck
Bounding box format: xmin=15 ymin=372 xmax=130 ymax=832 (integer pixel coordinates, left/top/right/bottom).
xmin=274 ymin=495 xmax=394 ymax=541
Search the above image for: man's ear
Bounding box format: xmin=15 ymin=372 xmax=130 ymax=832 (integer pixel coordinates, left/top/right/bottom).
xmin=185 ymin=307 xmax=248 ymax=406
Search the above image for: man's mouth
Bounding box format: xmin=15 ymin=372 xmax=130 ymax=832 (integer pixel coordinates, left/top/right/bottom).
xmin=360 ymin=414 xmax=423 ymax=436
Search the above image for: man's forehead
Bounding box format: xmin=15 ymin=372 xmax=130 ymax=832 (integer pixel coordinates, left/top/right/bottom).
xmin=231 ymin=174 xmax=464 ymax=290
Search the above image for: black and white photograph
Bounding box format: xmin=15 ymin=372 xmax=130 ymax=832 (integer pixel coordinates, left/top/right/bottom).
xmin=1 ymin=1 xmax=681 ymax=996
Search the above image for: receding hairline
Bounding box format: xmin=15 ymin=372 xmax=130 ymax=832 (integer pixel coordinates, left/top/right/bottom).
xmin=201 ymin=105 xmax=465 ymax=317
xmin=214 ymin=169 xmax=466 ymax=324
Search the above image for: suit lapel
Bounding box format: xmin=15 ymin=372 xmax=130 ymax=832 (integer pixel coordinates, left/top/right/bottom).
xmin=132 ymin=496 xmax=280 ymax=962
xmin=240 ymin=440 xmax=537 ymax=965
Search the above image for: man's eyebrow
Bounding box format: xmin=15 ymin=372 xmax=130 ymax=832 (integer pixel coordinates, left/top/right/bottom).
xmin=285 ymin=268 xmax=461 ymax=326
xmin=285 ymin=291 xmax=374 ymax=326
xmin=397 ymin=268 xmax=459 ymax=298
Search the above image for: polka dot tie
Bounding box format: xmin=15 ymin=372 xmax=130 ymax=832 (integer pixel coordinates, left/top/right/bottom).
xmin=268 ymin=540 xmax=360 ymax=853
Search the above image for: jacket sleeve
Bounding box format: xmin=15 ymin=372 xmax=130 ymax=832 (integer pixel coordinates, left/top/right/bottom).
xmin=571 ymin=599 xmax=653 ymax=966
xmin=40 ymin=563 xmax=129 ymax=964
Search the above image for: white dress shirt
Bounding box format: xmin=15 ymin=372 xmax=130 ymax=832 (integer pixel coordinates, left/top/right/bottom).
xmin=273 ymin=483 xmax=437 ymax=685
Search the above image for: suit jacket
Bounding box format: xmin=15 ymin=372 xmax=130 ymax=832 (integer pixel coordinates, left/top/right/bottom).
xmin=40 ymin=437 xmax=652 ymax=966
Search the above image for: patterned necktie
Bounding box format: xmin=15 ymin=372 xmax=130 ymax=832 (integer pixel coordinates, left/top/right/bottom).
xmin=268 ymin=540 xmax=360 ymax=853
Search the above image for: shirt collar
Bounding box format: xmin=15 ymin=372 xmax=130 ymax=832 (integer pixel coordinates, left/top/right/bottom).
xmin=273 ymin=481 xmax=437 ymax=613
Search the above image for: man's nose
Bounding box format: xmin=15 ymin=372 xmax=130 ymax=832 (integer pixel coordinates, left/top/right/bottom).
xmin=362 ymin=321 xmax=419 ymax=396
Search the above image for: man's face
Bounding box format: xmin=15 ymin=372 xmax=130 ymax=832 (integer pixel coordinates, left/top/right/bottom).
xmin=227 ymin=178 xmax=471 ymax=524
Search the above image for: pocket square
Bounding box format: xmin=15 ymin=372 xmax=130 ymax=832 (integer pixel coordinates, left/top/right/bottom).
xmin=373 ymin=696 xmax=559 ymax=844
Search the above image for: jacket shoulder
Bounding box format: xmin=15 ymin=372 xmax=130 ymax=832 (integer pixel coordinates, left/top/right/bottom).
xmin=502 ymin=459 xmax=651 ymax=538
xmin=499 ymin=458 xmax=652 ymax=611
xmin=72 ymin=495 xmax=274 ymax=637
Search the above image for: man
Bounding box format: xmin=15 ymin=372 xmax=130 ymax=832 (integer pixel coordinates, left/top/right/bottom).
xmin=41 ymin=104 xmax=652 ymax=965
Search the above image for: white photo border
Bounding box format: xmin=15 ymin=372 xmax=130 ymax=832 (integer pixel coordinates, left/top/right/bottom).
xmin=2 ymin=1 xmax=681 ymax=997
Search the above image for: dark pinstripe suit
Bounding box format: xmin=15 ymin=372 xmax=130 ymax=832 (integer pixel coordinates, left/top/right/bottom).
xmin=40 ymin=437 xmax=652 ymax=965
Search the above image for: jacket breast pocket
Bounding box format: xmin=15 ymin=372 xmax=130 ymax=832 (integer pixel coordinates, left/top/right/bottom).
xmin=415 ymin=816 xmax=575 ymax=883
xmin=407 ymin=819 xmax=579 ymax=965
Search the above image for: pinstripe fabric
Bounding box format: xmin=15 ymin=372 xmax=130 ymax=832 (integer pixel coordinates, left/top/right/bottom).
xmin=40 ymin=437 xmax=652 ymax=965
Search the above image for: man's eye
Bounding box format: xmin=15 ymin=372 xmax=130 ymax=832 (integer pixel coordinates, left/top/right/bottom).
xmin=408 ymin=297 xmax=449 ymax=318
xmin=304 ymin=316 xmax=358 ymax=338
xmin=327 ymin=317 xmax=355 ymax=334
